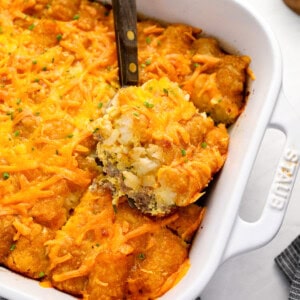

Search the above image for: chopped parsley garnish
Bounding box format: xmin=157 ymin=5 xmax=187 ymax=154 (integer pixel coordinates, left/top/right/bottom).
xmin=163 ymin=88 xmax=169 ymax=95
xmin=28 ymin=24 xmax=35 ymax=31
xmin=145 ymin=58 xmax=151 ymax=66
xmin=56 ymin=34 xmax=63 ymax=41
xmin=14 ymin=130 xmax=20 ymax=137
xmin=66 ymin=134 xmax=74 ymax=138
xmin=146 ymin=37 xmax=151 ymax=44
xmin=6 ymin=111 xmax=14 ymax=120
xmin=144 ymin=101 xmax=154 ymax=109
xmin=73 ymin=14 xmax=80 ymax=20
xmin=137 ymin=253 xmax=146 ymax=260
xmin=9 ymin=243 xmax=16 ymax=251
xmin=97 ymin=102 xmax=103 ymax=108
xmin=32 ymin=59 xmax=37 ymax=65
xmin=181 ymin=149 xmax=187 ymax=156
xmin=201 ymin=142 xmax=207 ymax=149
xmin=38 ymin=271 xmax=45 ymax=278
xmin=3 ymin=172 xmax=10 ymax=180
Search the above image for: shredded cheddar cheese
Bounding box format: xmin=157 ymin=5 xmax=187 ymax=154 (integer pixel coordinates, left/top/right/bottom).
xmin=0 ymin=1 xmax=117 ymax=218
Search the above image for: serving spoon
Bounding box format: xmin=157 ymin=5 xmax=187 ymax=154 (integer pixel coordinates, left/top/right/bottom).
xmin=111 ymin=0 xmax=139 ymax=86
xmin=88 ymin=0 xmax=139 ymax=86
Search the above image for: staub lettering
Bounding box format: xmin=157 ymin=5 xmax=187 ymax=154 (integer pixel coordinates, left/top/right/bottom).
xmin=269 ymin=149 xmax=299 ymax=211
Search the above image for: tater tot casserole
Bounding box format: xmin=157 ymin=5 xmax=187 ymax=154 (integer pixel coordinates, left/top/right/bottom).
xmin=0 ymin=0 xmax=251 ymax=299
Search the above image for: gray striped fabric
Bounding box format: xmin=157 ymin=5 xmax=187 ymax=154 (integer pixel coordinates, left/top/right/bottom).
xmin=275 ymin=235 xmax=300 ymax=300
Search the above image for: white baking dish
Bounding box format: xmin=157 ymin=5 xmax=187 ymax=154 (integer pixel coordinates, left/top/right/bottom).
xmin=1 ymin=0 xmax=300 ymax=299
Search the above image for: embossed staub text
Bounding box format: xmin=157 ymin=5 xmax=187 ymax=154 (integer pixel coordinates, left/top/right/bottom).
xmin=269 ymin=149 xmax=299 ymax=211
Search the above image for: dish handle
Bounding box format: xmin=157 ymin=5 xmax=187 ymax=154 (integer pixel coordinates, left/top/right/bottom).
xmin=222 ymin=90 xmax=300 ymax=262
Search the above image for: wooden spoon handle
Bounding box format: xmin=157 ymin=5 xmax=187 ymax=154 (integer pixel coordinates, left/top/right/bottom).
xmin=283 ymin=0 xmax=300 ymax=14
xmin=112 ymin=0 xmax=138 ymax=86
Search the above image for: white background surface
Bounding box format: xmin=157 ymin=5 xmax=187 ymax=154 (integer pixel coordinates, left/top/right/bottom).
xmin=201 ymin=0 xmax=300 ymax=299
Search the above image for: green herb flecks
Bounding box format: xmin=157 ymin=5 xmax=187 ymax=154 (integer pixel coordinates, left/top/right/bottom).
xmin=144 ymin=101 xmax=154 ymax=109
xmin=163 ymin=88 xmax=169 ymax=96
xmin=201 ymin=142 xmax=207 ymax=149
xmin=145 ymin=58 xmax=151 ymax=66
xmin=2 ymin=172 xmax=10 ymax=180
xmin=137 ymin=253 xmax=146 ymax=260
xmin=28 ymin=24 xmax=35 ymax=31
xmin=14 ymin=130 xmax=20 ymax=137
xmin=56 ymin=34 xmax=63 ymax=41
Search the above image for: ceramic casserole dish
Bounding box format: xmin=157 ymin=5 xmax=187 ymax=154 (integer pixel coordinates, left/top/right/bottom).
xmin=1 ymin=0 xmax=300 ymax=299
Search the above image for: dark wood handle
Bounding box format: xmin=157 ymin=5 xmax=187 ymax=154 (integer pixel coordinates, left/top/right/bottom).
xmin=112 ymin=0 xmax=138 ymax=86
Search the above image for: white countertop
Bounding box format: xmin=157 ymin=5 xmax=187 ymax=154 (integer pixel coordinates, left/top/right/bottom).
xmin=202 ymin=1 xmax=300 ymax=299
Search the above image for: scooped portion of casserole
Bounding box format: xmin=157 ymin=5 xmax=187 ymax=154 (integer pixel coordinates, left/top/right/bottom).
xmin=95 ymin=78 xmax=229 ymax=215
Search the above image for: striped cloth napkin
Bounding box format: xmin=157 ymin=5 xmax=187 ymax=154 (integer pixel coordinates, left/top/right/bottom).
xmin=275 ymin=235 xmax=300 ymax=300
